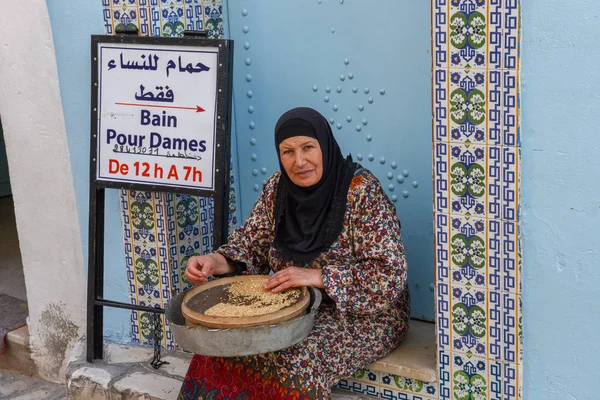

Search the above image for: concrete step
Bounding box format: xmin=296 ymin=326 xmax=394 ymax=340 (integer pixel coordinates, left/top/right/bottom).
xmin=65 ymin=321 xmax=436 ymax=400
xmin=0 ymin=325 xmax=38 ymax=378
xmin=0 ymin=370 xmax=65 ymax=399
xmin=66 ymin=342 xmax=374 ymax=399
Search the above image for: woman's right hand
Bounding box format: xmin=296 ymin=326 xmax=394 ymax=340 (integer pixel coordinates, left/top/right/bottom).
xmin=184 ymin=253 xmax=235 ymax=286
xmin=184 ymin=255 xmax=217 ymax=286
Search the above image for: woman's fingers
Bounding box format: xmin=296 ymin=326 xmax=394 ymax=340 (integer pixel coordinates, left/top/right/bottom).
xmin=266 ymin=268 xmax=322 ymax=293
xmin=184 ymin=256 xmax=213 ymax=286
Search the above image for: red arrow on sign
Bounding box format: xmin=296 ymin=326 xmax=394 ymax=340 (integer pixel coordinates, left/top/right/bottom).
xmin=115 ymin=102 xmax=205 ymax=112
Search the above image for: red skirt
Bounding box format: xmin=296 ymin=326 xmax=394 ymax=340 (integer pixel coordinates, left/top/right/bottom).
xmin=177 ymin=354 xmax=315 ymax=400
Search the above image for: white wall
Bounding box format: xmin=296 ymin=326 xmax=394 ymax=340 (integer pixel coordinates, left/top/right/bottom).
xmin=0 ymin=1 xmax=86 ymax=382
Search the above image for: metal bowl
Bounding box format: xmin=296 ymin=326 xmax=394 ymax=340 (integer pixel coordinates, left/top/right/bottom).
xmin=165 ymin=287 xmax=322 ymax=357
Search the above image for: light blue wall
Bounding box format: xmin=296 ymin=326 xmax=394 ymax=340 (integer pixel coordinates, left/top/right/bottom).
xmin=46 ymin=1 xmax=130 ymax=339
xmin=521 ymin=1 xmax=600 ymax=398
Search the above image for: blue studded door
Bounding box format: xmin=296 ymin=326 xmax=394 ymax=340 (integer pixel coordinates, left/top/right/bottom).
xmin=227 ymin=0 xmax=433 ymax=320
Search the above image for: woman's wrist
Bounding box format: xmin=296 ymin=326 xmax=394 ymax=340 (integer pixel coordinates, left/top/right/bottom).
xmin=207 ymin=252 xmax=232 ymax=276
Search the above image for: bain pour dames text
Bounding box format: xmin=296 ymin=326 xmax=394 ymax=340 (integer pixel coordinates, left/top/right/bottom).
xmin=107 ymin=109 xmax=205 ymax=183
xmin=104 ymin=51 xmax=214 ymax=184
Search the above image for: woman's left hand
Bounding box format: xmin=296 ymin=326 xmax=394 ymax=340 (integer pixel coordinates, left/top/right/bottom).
xmin=265 ymin=267 xmax=325 ymax=293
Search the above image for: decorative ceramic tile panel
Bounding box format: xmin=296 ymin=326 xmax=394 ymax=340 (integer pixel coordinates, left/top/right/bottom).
xmin=380 ymin=373 xmax=438 ymax=400
xmin=448 ymin=283 xmax=489 ymax=358
xmin=337 ymin=368 xmax=380 ymax=397
xmin=441 ymin=215 xmax=502 ymax=291
xmin=440 ymin=350 xmax=503 ymax=400
xmin=120 ymin=190 xmax=174 ymax=348
xmin=434 ymin=1 xmax=521 ymax=399
xmin=102 ymin=0 xmax=237 ymax=348
xmin=438 ymin=350 xmax=451 ymax=400
xmin=437 ymin=282 xmax=451 ymax=350
xmin=447 ymin=0 xmax=502 ymax=70
xmin=447 ymin=69 xmax=502 ymax=146
xmin=502 ymin=220 xmax=519 ymax=293
xmin=435 ymin=142 xmax=502 ymax=220
xmin=503 ymin=0 xmax=521 ymax=70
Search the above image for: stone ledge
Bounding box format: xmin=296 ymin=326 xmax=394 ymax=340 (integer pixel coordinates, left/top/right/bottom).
xmin=0 ymin=325 xmax=38 ymax=377
xmin=367 ymin=319 xmax=437 ymax=383
xmin=65 ymin=320 xmax=436 ymax=399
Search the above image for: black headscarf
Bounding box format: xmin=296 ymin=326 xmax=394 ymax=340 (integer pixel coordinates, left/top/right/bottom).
xmin=273 ymin=107 xmax=358 ymax=265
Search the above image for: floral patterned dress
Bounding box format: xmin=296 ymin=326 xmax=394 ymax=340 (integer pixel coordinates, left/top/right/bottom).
xmin=178 ymin=169 xmax=410 ymax=400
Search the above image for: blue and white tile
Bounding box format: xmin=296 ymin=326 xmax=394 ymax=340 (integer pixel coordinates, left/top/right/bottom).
xmin=503 ymin=362 xmax=520 ymax=400
xmin=102 ymin=0 xmax=113 ymax=35
xmin=502 ymin=220 xmax=519 ymax=293
xmin=437 ymin=282 xmax=451 ymax=351
xmin=438 ymin=349 xmax=451 ymax=400
xmin=434 ymin=212 xmax=450 ymax=283
xmin=184 ymin=0 xmax=204 ymax=32
xmin=503 ymin=69 xmax=519 ymax=146
xmin=433 ymin=143 xmax=449 ymax=213
xmin=502 ymin=146 xmax=519 ymax=221
xmin=503 ymin=291 xmax=519 ymax=364
xmin=433 ymin=0 xmax=449 ymax=69
xmin=433 ymin=69 xmax=449 ymax=141
xmin=503 ymin=0 xmax=521 ymax=70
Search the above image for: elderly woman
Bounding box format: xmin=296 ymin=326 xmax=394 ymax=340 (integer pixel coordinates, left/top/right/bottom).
xmin=178 ymin=107 xmax=410 ymax=399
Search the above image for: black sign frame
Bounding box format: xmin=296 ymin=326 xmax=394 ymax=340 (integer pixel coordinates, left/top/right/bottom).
xmin=87 ymin=34 xmax=234 ymax=362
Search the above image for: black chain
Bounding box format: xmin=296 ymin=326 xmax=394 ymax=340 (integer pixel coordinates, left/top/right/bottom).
xmin=150 ymin=312 xmax=169 ymax=370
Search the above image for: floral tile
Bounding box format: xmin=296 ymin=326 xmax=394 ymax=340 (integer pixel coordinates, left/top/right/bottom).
xmin=202 ymin=1 xmax=224 ymax=39
xmin=446 ymin=68 xmax=503 ymax=146
xmin=442 ymin=349 xmax=503 ymax=400
xmin=111 ymin=5 xmax=151 ymax=36
xmin=447 ymin=0 xmax=502 ymax=70
xmin=379 ymin=373 xmax=437 ymax=399
xmin=434 ymin=142 xmax=502 ymax=220
xmin=503 ymin=0 xmax=520 ymax=70
xmin=442 ymin=215 xmax=502 ymax=291
xmin=502 ymin=220 xmax=519 ymax=293
xmin=150 ymin=1 xmax=187 ymax=37
xmin=503 ymin=291 xmax=519 ymax=364
xmin=503 ymin=69 xmax=519 ymax=146
xmin=120 ymin=190 xmax=174 ymax=348
xmin=448 ymin=283 xmax=489 ymax=358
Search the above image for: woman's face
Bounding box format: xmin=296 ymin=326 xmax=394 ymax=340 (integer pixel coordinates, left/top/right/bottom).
xmin=279 ymin=136 xmax=323 ymax=187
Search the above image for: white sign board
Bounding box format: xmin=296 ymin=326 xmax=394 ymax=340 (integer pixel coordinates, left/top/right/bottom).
xmin=97 ymin=42 xmax=220 ymax=191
